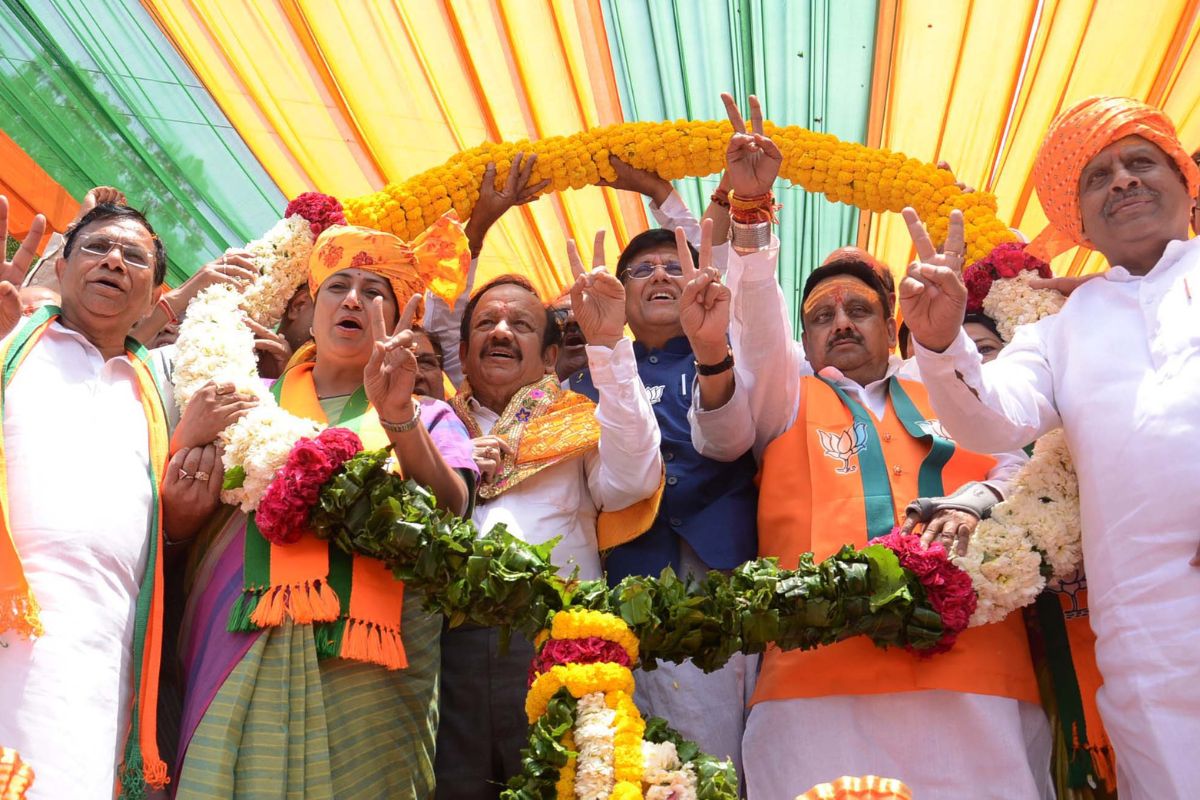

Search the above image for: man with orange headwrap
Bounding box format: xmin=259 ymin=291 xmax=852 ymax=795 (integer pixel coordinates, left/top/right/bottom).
xmin=903 ymin=96 xmax=1200 ymax=798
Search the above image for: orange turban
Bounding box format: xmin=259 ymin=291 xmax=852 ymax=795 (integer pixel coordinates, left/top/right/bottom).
xmin=1030 ymin=96 xmax=1200 ymax=258
xmin=308 ymin=211 xmax=470 ymax=310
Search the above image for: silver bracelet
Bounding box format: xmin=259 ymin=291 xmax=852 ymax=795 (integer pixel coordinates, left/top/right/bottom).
xmin=731 ymin=221 xmax=772 ymax=254
xmin=379 ymin=398 xmax=422 ymax=433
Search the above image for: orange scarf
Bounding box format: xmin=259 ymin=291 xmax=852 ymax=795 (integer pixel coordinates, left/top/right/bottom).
xmin=0 ymin=308 xmax=170 ymax=796
xmin=229 ymin=361 xmax=408 ymax=670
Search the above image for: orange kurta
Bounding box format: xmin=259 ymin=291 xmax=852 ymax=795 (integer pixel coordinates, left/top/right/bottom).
xmin=752 ymin=376 xmax=1040 ymax=706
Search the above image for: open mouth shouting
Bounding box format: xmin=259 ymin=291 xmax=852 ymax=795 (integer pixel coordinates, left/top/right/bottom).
xmin=333 ymin=314 xmax=365 ymax=335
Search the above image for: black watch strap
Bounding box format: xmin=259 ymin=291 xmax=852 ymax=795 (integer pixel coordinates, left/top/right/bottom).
xmin=695 ymin=349 xmax=734 ymax=376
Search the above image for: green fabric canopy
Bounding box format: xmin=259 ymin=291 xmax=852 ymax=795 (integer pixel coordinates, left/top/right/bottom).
xmin=600 ymin=0 xmax=878 ymax=329
xmin=0 ymin=0 xmax=285 ymax=286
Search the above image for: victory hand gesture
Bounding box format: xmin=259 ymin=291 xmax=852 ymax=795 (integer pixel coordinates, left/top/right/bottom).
xmin=364 ymin=294 xmax=422 ymax=422
xmin=721 ymin=93 xmax=782 ymax=197
xmin=677 ymin=219 xmax=729 ymax=363
xmin=567 ymin=231 xmax=625 ymax=349
xmin=898 ymin=208 xmax=968 ymax=353
xmin=0 ymin=195 xmax=46 ymax=285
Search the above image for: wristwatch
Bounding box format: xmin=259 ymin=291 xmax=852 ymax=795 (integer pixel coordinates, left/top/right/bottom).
xmin=379 ymin=398 xmax=422 ymax=433
xmin=695 ymin=348 xmax=734 ymax=376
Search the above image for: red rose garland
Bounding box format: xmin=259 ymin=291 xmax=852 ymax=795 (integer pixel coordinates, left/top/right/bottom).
xmin=962 ymin=242 xmax=1052 ymax=313
xmin=876 ymin=530 xmax=976 ymax=655
xmin=284 ymin=191 xmax=348 ymax=236
xmin=256 ymin=427 xmax=363 ymax=544
xmin=528 ymin=636 xmax=633 ymax=686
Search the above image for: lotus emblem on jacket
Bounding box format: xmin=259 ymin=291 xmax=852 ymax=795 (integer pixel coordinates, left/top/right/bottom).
xmin=817 ymin=422 xmax=868 ymax=474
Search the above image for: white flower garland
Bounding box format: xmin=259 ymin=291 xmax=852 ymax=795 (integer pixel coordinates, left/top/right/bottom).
xmin=641 ymin=741 xmax=698 ymax=800
xmin=955 ymin=269 xmax=1082 ymax=626
xmin=173 ymin=217 xmax=322 ymax=512
xmin=241 ymin=215 xmax=315 ymax=328
xmin=573 ymin=692 xmax=617 ymax=800
xmin=981 ymin=269 xmax=1066 ymax=343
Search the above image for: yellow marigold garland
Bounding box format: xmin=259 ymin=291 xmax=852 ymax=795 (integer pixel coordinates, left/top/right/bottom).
xmin=606 ymin=689 xmax=645 ymax=787
xmin=549 ymin=609 xmax=640 ymax=663
xmin=345 ymin=120 xmax=1016 ymax=263
xmin=526 ymin=662 xmax=636 ymax=723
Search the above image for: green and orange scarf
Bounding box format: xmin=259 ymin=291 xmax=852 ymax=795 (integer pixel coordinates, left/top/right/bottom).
xmin=227 ymin=360 xmax=408 ymax=670
xmin=0 ymin=306 xmax=170 ymax=797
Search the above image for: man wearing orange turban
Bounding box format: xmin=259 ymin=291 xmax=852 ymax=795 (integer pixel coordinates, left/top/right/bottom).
xmin=902 ymin=96 xmax=1200 ymax=799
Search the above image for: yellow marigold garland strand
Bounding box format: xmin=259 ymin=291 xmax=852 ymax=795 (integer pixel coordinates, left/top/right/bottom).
xmin=526 ymin=662 xmax=636 ymax=723
xmin=554 ymin=731 xmax=576 ymax=800
xmin=345 ymin=120 xmax=1016 ymax=263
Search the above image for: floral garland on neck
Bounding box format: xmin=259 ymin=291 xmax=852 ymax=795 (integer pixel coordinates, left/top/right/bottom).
xmin=955 ymin=243 xmax=1082 ymax=625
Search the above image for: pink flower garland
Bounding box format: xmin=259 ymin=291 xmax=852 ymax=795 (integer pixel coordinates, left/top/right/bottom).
xmin=876 ymin=529 xmax=976 ymax=655
xmin=255 ymin=427 xmax=363 ymax=545
xmin=528 ymin=636 xmax=633 ymax=686
xmin=285 ymin=192 xmax=347 ymax=237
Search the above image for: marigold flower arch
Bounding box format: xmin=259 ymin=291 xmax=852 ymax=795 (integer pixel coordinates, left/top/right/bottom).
xmin=344 ymin=120 xmax=1016 ymax=263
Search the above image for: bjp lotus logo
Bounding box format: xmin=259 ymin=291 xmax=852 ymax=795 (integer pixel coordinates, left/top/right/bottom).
xmin=817 ymin=423 xmax=868 ymax=474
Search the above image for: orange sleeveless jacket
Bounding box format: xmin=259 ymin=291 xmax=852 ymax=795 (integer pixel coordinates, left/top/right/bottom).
xmin=752 ymin=375 xmax=1040 ymax=706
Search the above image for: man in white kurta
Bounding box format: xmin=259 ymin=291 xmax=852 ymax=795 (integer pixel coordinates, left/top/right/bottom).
xmin=902 ymin=96 xmax=1200 ymax=799
xmin=0 ymin=201 xmax=173 ymax=800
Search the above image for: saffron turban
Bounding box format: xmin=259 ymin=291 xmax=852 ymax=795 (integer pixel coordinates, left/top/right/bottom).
xmin=308 ymin=211 xmax=470 ymax=309
xmin=1030 ymin=96 xmax=1200 ymax=258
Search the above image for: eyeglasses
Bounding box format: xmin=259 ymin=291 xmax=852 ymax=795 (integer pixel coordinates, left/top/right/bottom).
xmin=77 ymin=236 xmax=154 ymax=270
xmin=625 ymin=261 xmax=683 ymax=280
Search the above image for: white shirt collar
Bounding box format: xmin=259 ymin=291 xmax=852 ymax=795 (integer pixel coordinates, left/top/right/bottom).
xmin=1104 ymin=236 xmax=1198 ymax=283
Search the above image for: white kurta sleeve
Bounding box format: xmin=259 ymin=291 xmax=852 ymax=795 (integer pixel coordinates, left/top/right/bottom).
xmin=582 ymin=337 xmax=663 ymax=509
xmin=648 ymin=190 xmax=702 ymax=249
xmin=423 ymin=256 xmax=479 ymax=387
xmin=723 ymin=238 xmax=805 ymax=457
xmin=914 ymin=320 xmax=1062 ymax=453
xmin=687 ymin=374 xmax=755 ymax=462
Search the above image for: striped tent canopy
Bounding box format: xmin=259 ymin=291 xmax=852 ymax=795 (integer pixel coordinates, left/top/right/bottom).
xmin=2 ymin=0 xmax=1198 ymax=323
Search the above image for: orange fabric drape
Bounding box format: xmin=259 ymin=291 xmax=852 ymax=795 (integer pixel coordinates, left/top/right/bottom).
xmin=0 ymin=130 xmax=78 ymax=246
xmin=863 ymin=0 xmax=1200 ymax=279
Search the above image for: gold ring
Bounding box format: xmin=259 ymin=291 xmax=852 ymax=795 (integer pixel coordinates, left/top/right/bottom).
xmin=178 ymin=468 xmax=193 ymax=480
xmin=193 ymin=471 xmax=210 ymax=482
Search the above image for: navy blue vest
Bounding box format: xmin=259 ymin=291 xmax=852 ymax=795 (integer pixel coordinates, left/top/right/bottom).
xmin=572 ymin=336 xmax=758 ymax=587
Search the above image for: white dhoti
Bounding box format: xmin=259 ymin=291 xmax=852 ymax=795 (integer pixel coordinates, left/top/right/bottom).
xmin=743 ymin=690 xmax=1053 ymax=800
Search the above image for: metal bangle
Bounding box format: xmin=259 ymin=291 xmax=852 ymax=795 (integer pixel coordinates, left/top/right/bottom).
xmin=731 ymin=221 xmax=772 ymax=254
xmin=379 ymin=398 xmax=422 ymax=433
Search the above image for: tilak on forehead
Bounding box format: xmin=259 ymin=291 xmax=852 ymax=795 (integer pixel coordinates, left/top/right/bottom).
xmin=802 ymin=276 xmax=882 ymax=316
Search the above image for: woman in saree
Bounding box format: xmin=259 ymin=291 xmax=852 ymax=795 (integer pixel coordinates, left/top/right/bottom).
xmin=171 ymin=217 xmax=478 ymax=799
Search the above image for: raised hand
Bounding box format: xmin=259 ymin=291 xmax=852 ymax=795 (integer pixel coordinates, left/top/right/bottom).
xmin=677 ymin=219 xmax=729 ymax=362
xmin=173 ymin=380 xmax=258 ymax=452
xmin=0 ymin=195 xmax=46 ymax=286
xmin=898 ymin=208 xmax=969 ymax=353
xmin=720 ymin=93 xmax=782 ymax=197
xmin=245 ymin=317 xmax=293 ymax=379
xmin=597 ymin=154 xmax=673 ymax=206
xmin=164 ymin=249 xmax=258 ymax=318
xmin=465 ymin=152 xmax=551 ymax=256
xmin=0 ymin=282 xmax=21 ymax=339
xmin=567 ymin=231 xmax=625 ymax=349
xmin=364 ymin=293 xmax=422 ymax=422
xmin=74 ymin=186 xmax=127 ymax=223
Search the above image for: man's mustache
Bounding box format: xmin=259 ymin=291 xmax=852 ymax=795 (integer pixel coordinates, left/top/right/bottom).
xmin=827 ymin=331 xmax=863 ymax=350
xmin=1104 ymin=187 xmax=1157 ymax=216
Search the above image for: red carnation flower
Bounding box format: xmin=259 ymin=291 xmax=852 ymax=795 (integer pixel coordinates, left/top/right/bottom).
xmin=316 ymin=427 xmax=363 ymax=463
xmin=963 ymin=265 xmax=993 ymax=313
xmin=255 ymin=429 xmax=363 ymax=545
xmin=285 ymin=192 xmax=347 ymax=237
xmin=875 ymin=529 xmax=976 ymax=655
xmin=255 ymin=483 xmax=309 ymax=545
xmin=528 ymin=636 xmax=632 ymax=686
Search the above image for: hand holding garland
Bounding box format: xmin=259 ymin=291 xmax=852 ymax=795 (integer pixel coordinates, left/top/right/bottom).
xmin=597 ymin=154 xmax=674 ymax=207
xmin=464 ymin=152 xmax=550 ymax=258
